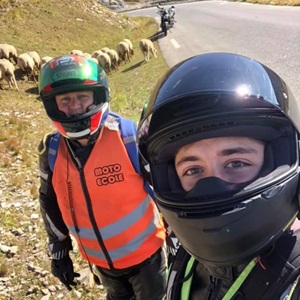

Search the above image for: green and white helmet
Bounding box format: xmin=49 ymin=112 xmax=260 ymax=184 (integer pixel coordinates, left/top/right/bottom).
xmin=39 ymin=54 xmax=110 ymax=139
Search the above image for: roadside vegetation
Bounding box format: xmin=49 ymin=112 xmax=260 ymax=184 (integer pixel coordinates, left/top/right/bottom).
xmin=239 ymin=0 xmax=300 ymax=5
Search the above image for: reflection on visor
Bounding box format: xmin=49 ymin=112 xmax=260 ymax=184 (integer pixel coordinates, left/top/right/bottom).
xmin=40 ymin=55 xmax=99 ymax=90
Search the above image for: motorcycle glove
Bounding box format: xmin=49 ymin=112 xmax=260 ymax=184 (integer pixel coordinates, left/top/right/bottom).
xmin=51 ymin=254 xmax=80 ymax=290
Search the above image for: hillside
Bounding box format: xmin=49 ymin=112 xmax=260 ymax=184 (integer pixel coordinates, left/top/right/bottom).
xmin=0 ymin=1 xmax=168 ymax=299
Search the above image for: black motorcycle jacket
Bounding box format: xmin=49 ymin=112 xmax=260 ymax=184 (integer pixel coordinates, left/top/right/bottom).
xmin=38 ymin=132 xmax=94 ymax=257
xmin=167 ymin=230 xmax=300 ymax=300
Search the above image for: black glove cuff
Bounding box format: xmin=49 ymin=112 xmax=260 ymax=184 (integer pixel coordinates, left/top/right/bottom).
xmin=49 ymin=236 xmax=73 ymax=260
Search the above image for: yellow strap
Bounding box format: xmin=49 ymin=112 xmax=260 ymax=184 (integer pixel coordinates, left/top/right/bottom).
xmin=181 ymin=256 xmax=195 ymax=300
xmin=222 ymin=257 xmax=257 ymax=300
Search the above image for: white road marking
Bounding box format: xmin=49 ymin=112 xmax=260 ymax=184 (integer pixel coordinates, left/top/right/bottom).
xmin=170 ymin=38 xmax=181 ymax=49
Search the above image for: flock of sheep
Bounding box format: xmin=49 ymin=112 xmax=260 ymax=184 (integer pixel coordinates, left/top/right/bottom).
xmin=0 ymin=38 xmax=158 ymax=92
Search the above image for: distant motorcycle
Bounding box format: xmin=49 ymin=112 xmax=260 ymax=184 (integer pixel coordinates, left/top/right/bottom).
xmin=156 ymin=4 xmax=176 ymax=36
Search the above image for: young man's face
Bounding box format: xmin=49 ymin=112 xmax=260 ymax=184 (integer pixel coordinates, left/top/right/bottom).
xmin=175 ymin=137 xmax=265 ymax=192
xmin=55 ymin=91 xmax=94 ymax=117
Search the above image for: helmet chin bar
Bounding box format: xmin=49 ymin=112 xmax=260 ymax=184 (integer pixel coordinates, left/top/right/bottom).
xmin=66 ymin=128 xmax=90 ymax=139
xmin=51 ymin=104 xmax=107 ymax=140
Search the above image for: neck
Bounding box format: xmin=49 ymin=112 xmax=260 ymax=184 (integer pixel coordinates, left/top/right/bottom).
xmin=77 ymin=138 xmax=89 ymax=146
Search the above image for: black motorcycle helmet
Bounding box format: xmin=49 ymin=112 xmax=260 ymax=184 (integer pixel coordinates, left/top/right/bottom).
xmin=39 ymin=54 xmax=110 ymax=139
xmin=137 ymin=52 xmax=300 ymax=267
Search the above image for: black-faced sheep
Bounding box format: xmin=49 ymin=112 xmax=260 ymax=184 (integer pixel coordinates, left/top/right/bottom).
xmin=139 ymin=39 xmax=157 ymax=62
xmin=116 ymin=41 xmax=130 ymax=64
xmin=97 ymin=52 xmax=111 ymax=75
xmin=0 ymin=59 xmax=19 ymax=91
xmin=123 ymin=39 xmax=134 ymax=58
xmin=17 ymin=53 xmax=37 ymax=83
xmin=0 ymin=44 xmax=18 ymax=64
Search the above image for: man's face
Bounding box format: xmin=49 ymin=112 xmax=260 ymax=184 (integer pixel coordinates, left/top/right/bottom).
xmin=55 ymin=91 xmax=94 ymax=117
xmin=175 ymin=137 xmax=265 ymax=192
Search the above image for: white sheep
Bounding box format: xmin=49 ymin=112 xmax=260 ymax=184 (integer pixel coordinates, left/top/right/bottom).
xmin=101 ymin=47 xmax=110 ymax=53
xmin=0 ymin=44 xmax=18 ymax=64
xmin=116 ymin=41 xmax=130 ymax=64
xmin=90 ymin=57 xmax=99 ymax=65
xmin=91 ymin=50 xmax=103 ymax=59
xmin=70 ymin=49 xmax=83 ymax=56
xmin=17 ymin=53 xmax=37 ymax=83
xmin=139 ymin=39 xmax=157 ymax=62
xmin=106 ymin=49 xmax=119 ymax=71
xmin=27 ymin=51 xmax=41 ymax=71
xmin=41 ymin=56 xmax=53 ymax=68
xmin=123 ymin=39 xmax=134 ymax=58
xmin=97 ymin=52 xmax=111 ymax=75
xmin=0 ymin=59 xmax=19 ymax=91
xmin=82 ymin=52 xmax=92 ymax=58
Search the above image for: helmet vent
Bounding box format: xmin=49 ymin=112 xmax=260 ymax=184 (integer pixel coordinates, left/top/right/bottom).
xmin=170 ymin=128 xmax=195 ymax=141
xmin=178 ymin=206 xmax=235 ymax=219
xmin=169 ymin=121 xmax=236 ymax=141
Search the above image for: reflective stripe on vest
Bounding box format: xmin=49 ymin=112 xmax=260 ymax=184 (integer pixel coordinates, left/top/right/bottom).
xmin=52 ymin=126 xmax=165 ymax=269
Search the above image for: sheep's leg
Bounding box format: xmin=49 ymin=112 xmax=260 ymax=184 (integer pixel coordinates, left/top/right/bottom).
xmin=32 ymin=70 xmax=37 ymax=83
xmin=6 ymin=77 xmax=13 ymax=89
xmin=12 ymin=76 xmax=19 ymax=91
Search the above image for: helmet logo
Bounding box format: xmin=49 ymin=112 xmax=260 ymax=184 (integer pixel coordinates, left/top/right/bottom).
xmin=49 ymin=55 xmax=89 ymax=82
xmin=49 ymin=55 xmax=85 ymax=69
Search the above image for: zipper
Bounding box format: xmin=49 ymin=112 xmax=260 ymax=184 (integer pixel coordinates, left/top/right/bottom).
xmin=66 ymin=140 xmax=114 ymax=269
xmin=79 ymin=168 xmax=114 ymax=268
xmin=206 ymin=276 xmax=220 ymax=300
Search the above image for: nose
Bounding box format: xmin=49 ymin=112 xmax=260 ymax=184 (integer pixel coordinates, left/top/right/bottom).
xmin=69 ymin=97 xmax=81 ymax=108
xmin=205 ymin=165 xmax=223 ymax=180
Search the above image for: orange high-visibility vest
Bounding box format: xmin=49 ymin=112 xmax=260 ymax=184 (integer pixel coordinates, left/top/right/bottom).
xmin=52 ymin=125 xmax=165 ymax=269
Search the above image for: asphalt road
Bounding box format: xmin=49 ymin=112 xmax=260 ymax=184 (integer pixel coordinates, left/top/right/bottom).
xmin=127 ymin=0 xmax=300 ymax=101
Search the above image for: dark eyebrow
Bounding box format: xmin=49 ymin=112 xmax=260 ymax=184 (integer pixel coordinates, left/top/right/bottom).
xmin=175 ymin=147 xmax=258 ymax=168
xmin=219 ymin=147 xmax=258 ymax=156
xmin=176 ymin=155 xmax=199 ymax=168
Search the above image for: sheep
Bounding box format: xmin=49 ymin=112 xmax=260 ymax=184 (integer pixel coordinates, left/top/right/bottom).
xmin=0 ymin=44 xmax=18 ymax=64
xmin=101 ymin=47 xmax=110 ymax=53
xmin=70 ymin=49 xmax=83 ymax=56
xmin=139 ymin=39 xmax=157 ymax=62
xmin=123 ymin=39 xmax=134 ymax=58
xmin=90 ymin=57 xmax=99 ymax=65
xmin=91 ymin=50 xmax=103 ymax=59
xmin=41 ymin=56 xmax=53 ymax=68
xmin=82 ymin=52 xmax=92 ymax=58
xmin=97 ymin=52 xmax=111 ymax=75
xmin=17 ymin=53 xmax=37 ymax=83
xmin=106 ymin=49 xmax=119 ymax=71
xmin=0 ymin=59 xmax=19 ymax=91
xmin=116 ymin=41 xmax=130 ymax=64
xmin=27 ymin=51 xmax=41 ymax=71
